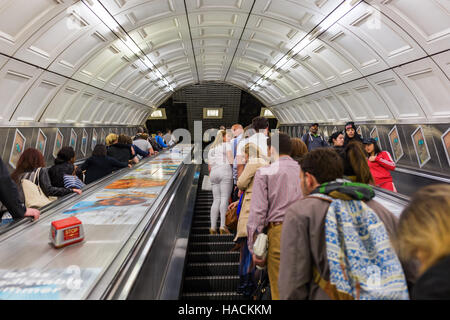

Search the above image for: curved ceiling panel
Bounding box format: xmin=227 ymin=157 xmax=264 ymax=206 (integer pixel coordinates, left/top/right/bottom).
xmin=0 ymin=0 xmax=447 ymax=126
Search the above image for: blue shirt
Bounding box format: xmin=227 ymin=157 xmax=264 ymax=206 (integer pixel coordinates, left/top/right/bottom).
xmin=155 ymin=135 xmax=168 ymax=148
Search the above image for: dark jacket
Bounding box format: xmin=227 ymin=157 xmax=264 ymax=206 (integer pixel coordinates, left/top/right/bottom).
xmin=107 ymin=143 xmax=134 ymax=163
xmin=0 ymin=157 xmax=26 ymax=220
xmin=412 ymin=255 xmax=450 ymax=300
xmin=301 ymin=132 xmax=328 ymax=151
xmin=132 ymin=144 xmax=149 ymax=158
xmin=149 ymin=138 xmax=162 ymax=152
xmin=343 ymin=133 xmax=363 ymax=147
xmin=48 ymin=161 xmax=83 ymax=188
xmin=18 ymin=168 xmax=73 ymax=199
xmin=80 ymin=155 xmax=128 ymax=184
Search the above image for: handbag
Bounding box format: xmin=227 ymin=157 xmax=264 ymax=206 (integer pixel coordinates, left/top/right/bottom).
xmin=252 ymin=268 xmax=271 ymax=300
xmin=225 ymin=206 xmax=238 ymax=231
xmin=63 ymin=174 xmax=85 ymax=189
xmin=21 ymin=168 xmax=52 ymax=209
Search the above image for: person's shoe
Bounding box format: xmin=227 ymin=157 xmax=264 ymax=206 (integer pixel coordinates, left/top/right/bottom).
xmin=236 ymin=275 xmax=246 ymax=294
xmin=219 ymin=227 xmax=231 ymax=235
xmin=209 ymin=228 xmax=217 ymax=235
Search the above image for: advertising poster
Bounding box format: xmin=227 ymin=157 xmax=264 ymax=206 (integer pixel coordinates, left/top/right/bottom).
xmin=388 ymin=126 xmax=404 ymax=162
xmin=53 ymin=129 xmax=64 ymax=159
xmin=370 ymin=126 xmax=381 ymax=150
xmin=357 ymin=126 xmax=363 ymax=139
xmin=36 ymin=129 xmax=47 ymax=156
xmin=81 ymin=129 xmax=88 ymax=156
xmin=69 ymin=129 xmax=77 ymax=151
xmin=9 ymin=129 xmax=26 ymax=169
xmin=91 ymin=129 xmax=97 ymax=151
xmin=411 ymin=126 xmax=431 ymax=168
xmin=101 ymin=129 xmax=106 ymax=144
xmin=441 ymin=128 xmax=450 ymax=167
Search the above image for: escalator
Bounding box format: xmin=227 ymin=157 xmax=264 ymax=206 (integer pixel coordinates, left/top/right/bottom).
xmin=181 ymin=167 xmax=245 ymax=300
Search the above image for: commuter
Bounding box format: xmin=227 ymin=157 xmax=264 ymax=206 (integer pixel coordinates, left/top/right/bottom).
xmin=301 ymin=123 xmax=328 ymax=151
xmin=247 ymin=133 xmax=302 ymax=300
xmin=396 ymin=184 xmax=450 ymax=300
xmin=234 ymin=142 xmax=269 ymax=296
xmin=363 ymin=138 xmax=397 ymax=192
xmin=343 ymin=121 xmax=363 ymax=146
xmin=235 ymin=125 xmax=255 ymax=182
xmin=0 ymin=157 xmax=40 ymax=221
xmin=220 ymin=125 xmax=226 ymax=131
xmin=328 ymin=131 xmax=344 ymax=149
xmin=230 ymin=124 xmax=244 ymax=201
xmin=290 ymin=138 xmax=308 ymax=163
xmin=339 ymin=141 xmax=374 ymax=184
xmin=11 ymin=148 xmax=81 ymax=201
xmin=133 ymin=133 xmax=154 ymax=159
xmin=107 ymin=134 xmax=139 ymax=165
xmin=105 ymin=133 xmax=118 ymax=146
xmin=80 ymin=144 xmax=130 ymax=184
xmin=48 ymin=146 xmax=83 ymax=189
xmin=279 ymin=148 xmax=415 ymax=300
xmin=207 ymin=129 xmax=234 ymax=235
xmin=163 ymin=129 xmax=176 ymax=147
xmin=133 ymin=127 xmax=145 ymax=141
xmin=249 ymin=116 xmax=269 ymax=157
xmin=155 ymin=131 xmax=168 ymax=149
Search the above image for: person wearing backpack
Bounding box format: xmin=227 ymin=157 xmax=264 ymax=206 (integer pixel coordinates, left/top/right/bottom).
xmin=301 ymin=123 xmax=328 ymax=151
xmin=278 ymin=148 xmax=417 ymax=300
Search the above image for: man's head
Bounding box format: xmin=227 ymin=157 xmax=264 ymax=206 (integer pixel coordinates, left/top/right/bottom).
xmin=166 ymin=129 xmax=171 ymax=134
xmin=252 ymin=116 xmax=269 ymax=135
xmin=231 ymin=124 xmax=244 ymax=138
xmin=157 ymin=131 xmax=163 ymax=136
xmin=299 ymin=149 xmax=344 ymax=195
xmin=309 ymin=123 xmax=319 ymax=134
xmin=267 ymin=132 xmax=292 ymax=159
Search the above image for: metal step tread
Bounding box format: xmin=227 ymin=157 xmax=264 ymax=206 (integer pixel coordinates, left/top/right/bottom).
xmin=188 ymin=251 xmax=239 ymax=255
xmin=184 ymin=275 xmax=239 ymax=281
xmin=187 ymin=262 xmax=239 ymax=267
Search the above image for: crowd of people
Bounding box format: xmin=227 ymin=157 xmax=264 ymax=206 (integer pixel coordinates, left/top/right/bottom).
xmin=206 ymin=116 xmax=449 ymax=300
xmin=0 ymin=127 xmax=176 ymax=223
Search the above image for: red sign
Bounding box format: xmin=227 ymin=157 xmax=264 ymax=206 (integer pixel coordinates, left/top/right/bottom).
xmin=64 ymin=226 xmax=80 ymax=241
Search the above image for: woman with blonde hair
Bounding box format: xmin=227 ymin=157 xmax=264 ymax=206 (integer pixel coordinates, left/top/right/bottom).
xmin=207 ymin=129 xmax=234 ymax=234
xmin=232 ymin=142 xmax=269 ymax=296
xmin=396 ymin=184 xmax=450 ymax=299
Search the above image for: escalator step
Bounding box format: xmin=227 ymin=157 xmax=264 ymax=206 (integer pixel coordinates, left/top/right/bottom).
xmin=190 ymin=234 xmax=235 ymax=243
xmin=187 ymin=251 xmax=239 ymax=263
xmin=183 ymin=275 xmax=240 ymax=293
xmin=188 ymin=241 xmax=235 ymax=252
xmin=185 ymin=262 xmax=239 ymax=277
xmin=181 ymin=292 xmax=246 ymax=300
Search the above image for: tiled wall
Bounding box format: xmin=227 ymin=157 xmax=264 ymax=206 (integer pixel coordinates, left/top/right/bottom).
xmin=0 ymin=126 xmax=139 ymax=172
xmin=279 ymin=123 xmax=450 ymax=177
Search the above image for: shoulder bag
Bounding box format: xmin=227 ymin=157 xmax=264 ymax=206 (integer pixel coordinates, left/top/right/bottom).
xmin=21 ymin=168 xmax=52 ymax=209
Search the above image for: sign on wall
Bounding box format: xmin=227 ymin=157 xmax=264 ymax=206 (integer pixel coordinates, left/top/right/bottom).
xmin=69 ymin=129 xmax=77 ymax=151
xmin=36 ymin=129 xmax=47 ymax=156
xmin=81 ymin=129 xmax=88 ymax=156
xmin=440 ymin=128 xmax=450 ymax=167
xmin=9 ymin=129 xmax=26 ymax=169
xmin=53 ymin=129 xmax=64 ymax=159
xmin=370 ymin=126 xmax=381 ymax=150
xmin=388 ymin=126 xmax=404 ymax=162
xmin=91 ymin=128 xmax=97 ymax=151
xmin=411 ymin=126 xmax=431 ymax=168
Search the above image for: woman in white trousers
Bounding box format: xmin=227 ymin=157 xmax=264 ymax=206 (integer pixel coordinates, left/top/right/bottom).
xmin=207 ymin=129 xmax=234 ymax=234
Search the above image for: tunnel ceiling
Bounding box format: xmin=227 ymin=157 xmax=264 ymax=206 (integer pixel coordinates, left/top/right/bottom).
xmin=0 ymin=0 xmax=448 ymax=126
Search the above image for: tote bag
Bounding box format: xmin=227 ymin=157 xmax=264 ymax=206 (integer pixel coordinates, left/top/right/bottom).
xmin=21 ymin=168 xmax=52 ymax=209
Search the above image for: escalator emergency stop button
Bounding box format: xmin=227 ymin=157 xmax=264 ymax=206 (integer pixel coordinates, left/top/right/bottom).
xmin=50 ymin=216 xmax=84 ymax=248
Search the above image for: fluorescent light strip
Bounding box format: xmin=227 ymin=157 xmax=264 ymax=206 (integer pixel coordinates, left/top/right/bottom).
xmin=248 ymin=0 xmax=361 ymax=91
xmin=82 ymin=0 xmax=174 ymax=92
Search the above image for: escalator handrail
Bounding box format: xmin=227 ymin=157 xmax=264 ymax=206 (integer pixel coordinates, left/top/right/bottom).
xmin=0 ymin=146 xmax=177 ymax=237
xmin=91 ymin=148 xmax=194 ymax=300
